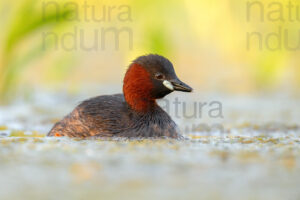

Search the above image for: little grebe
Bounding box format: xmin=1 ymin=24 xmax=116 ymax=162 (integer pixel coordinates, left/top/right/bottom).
xmin=48 ymin=54 xmax=192 ymax=138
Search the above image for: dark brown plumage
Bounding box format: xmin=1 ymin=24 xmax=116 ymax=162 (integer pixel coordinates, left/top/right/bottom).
xmin=48 ymin=54 xmax=192 ymax=138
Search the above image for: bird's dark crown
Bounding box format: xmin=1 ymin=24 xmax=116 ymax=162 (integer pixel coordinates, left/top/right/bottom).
xmin=132 ymin=54 xmax=176 ymax=78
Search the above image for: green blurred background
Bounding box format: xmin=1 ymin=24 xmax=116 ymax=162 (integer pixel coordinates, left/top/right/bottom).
xmin=0 ymin=0 xmax=299 ymax=103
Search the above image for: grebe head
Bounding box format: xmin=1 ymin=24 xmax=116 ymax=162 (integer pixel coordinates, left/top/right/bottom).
xmin=123 ymin=54 xmax=192 ymax=112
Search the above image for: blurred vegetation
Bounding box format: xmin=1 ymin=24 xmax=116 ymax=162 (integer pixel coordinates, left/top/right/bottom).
xmin=0 ymin=0 xmax=74 ymax=102
xmin=0 ymin=0 xmax=299 ymax=103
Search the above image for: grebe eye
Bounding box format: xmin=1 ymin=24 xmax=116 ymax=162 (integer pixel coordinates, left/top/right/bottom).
xmin=155 ymin=73 xmax=165 ymax=80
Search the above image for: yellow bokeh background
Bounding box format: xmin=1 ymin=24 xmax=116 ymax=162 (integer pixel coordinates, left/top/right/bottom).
xmin=0 ymin=0 xmax=299 ymax=102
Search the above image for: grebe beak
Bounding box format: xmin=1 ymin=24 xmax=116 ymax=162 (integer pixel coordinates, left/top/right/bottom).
xmin=170 ymin=78 xmax=193 ymax=92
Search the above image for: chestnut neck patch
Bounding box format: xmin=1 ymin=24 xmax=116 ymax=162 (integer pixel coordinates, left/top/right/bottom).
xmin=123 ymin=63 xmax=156 ymax=112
